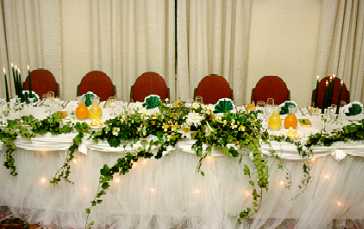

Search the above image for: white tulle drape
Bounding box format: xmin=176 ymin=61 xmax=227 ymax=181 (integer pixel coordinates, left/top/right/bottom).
xmin=315 ymin=0 xmax=364 ymax=102
xmin=89 ymin=0 xmax=175 ymax=101
xmin=176 ymin=0 xmax=252 ymax=104
xmin=1 ymin=149 xmax=364 ymax=229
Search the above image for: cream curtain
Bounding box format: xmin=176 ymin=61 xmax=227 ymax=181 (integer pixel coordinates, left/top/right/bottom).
xmin=89 ymin=0 xmax=175 ymax=101
xmin=2 ymin=0 xmax=62 ymax=96
xmin=176 ymin=0 xmax=252 ymax=104
xmin=315 ymin=0 xmax=364 ymax=102
xmin=0 ymin=1 xmax=9 ymax=97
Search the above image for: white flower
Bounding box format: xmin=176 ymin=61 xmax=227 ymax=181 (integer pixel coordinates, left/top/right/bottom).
xmin=112 ymin=127 xmax=120 ymax=136
xmin=147 ymin=134 xmax=158 ymax=142
xmin=186 ymin=112 xmax=204 ymax=127
xmin=192 ymin=102 xmax=200 ymax=110
xmin=139 ymin=107 xmax=159 ymax=116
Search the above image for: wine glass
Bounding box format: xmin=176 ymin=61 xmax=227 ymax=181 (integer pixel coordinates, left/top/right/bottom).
xmin=195 ymin=96 xmax=203 ymax=104
xmin=256 ymin=101 xmax=265 ymax=108
xmin=266 ymin=98 xmax=274 ymax=106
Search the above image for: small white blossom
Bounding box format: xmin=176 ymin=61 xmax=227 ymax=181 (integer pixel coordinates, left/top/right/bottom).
xmin=112 ymin=127 xmax=120 ymax=136
xmin=192 ymin=102 xmax=200 ymax=110
xmin=186 ymin=112 xmax=204 ymax=127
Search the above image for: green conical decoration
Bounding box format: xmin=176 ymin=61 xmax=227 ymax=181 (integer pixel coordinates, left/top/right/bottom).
xmin=143 ymin=95 xmax=161 ymax=109
xmin=214 ymin=99 xmax=234 ymax=113
xmin=84 ymin=93 xmax=95 ymax=107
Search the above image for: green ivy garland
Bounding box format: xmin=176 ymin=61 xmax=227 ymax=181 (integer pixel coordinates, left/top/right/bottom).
xmin=49 ymin=122 xmax=90 ymax=184
xmin=0 ymin=113 xmax=90 ymax=184
xmin=84 ymin=104 xmax=271 ymax=227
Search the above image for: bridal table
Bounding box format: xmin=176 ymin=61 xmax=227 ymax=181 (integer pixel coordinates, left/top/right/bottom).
xmin=0 ymin=101 xmax=364 ymax=229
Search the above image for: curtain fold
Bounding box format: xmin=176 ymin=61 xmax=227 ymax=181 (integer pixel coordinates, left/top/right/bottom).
xmin=315 ymin=0 xmax=364 ymax=102
xmin=89 ymin=0 xmax=175 ymax=101
xmin=0 ymin=1 xmax=9 ymax=97
xmin=177 ymin=0 xmax=252 ymax=104
xmin=2 ymin=0 xmax=62 ymax=96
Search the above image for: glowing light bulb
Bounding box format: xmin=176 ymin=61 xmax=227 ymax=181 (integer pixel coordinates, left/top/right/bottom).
xmin=39 ymin=177 xmax=47 ymax=185
xmin=336 ymin=201 xmax=343 ymax=207
xmin=113 ymin=177 xmax=120 ymax=184
xmin=323 ymin=174 xmax=330 ymax=180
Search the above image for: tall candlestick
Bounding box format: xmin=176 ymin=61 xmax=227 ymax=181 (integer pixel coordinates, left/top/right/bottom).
xmin=11 ymin=63 xmax=17 ymax=96
xmin=322 ymin=80 xmax=329 ymax=114
xmin=336 ymin=80 xmax=344 ymax=114
xmin=3 ymin=67 xmax=9 ymax=102
xmin=328 ymin=75 xmax=335 ymax=106
xmin=17 ymin=67 xmax=22 ymax=96
xmin=27 ymin=65 xmax=31 ymax=96
xmin=314 ymin=75 xmax=320 ymax=107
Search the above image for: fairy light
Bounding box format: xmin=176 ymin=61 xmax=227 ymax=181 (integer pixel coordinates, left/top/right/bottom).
xmin=310 ymin=157 xmax=316 ymax=163
xmin=113 ymin=176 xmax=121 ymax=184
xmin=39 ymin=176 xmax=47 ymax=185
xmin=323 ymin=173 xmax=330 ymax=180
xmin=82 ymin=186 xmax=89 ymax=194
xmin=72 ymin=158 xmax=78 ymax=164
xmin=206 ymin=156 xmax=215 ymax=165
xmin=140 ymin=159 xmax=147 ymax=166
xmin=149 ymin=187 xmax=156 ymax=194
xmin=192 ymin=188 xmax=201 ymax=195
xmin=244 ymin=190 xmax=251 ymax=197
xmin=336 ymin=200 xmax=343 ymax=207
xmin=279 ymin=180 xmax=285 ymax=187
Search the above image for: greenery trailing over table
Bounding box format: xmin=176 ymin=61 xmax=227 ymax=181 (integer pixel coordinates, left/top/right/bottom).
xmin=1 ymin=100 xmax=364 ymax=228
xmin=0 ymin=112 xmax=90 ymax=183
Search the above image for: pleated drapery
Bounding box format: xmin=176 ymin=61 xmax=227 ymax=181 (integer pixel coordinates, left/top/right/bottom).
xmin=315 ymin=0 xmax=364 ymax=102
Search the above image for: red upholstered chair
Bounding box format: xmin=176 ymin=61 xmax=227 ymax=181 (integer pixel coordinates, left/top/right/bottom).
xmin=23 ymin=68 xmax=59 ymax=98
xmin=251 ymin=75 xmax=290 ymax=105
xmin=77 ymin=71 xmax=116 ymax=101
xmin=194 ymin=74 xmax=233 ymax=104
xmin=313 ymin=76 xmax=350 ymax=109
xmin=130 ymin=72 xmax=170 ymax=102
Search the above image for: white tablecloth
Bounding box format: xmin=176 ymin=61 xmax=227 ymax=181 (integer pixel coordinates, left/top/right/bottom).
xmin=1 ymin=142 xmax=364 ymax=228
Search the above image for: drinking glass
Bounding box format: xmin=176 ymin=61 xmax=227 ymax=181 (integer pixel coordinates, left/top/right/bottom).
xmin=266 ymin=98 xmax=274 ymax=106
xmin=195 ymin=96 xmax=203 ymax=104
xmin=256 ymin=101 xmax=265 ymax=108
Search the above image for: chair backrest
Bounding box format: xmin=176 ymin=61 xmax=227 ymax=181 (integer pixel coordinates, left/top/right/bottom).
xmin=77 ymin=71 xmax=116 ymax=101
xmin=130 ymin=72 xmax=170 ymax=102
xmin=23 ymin=68 xmax=59 ymax=97
xmin=251 ymin=75 xmax=290 ymax=105
xmin=314 ymin=76 xmax=350 ymax=108
xmin=194 ymin=74 xmax=233 ymax=104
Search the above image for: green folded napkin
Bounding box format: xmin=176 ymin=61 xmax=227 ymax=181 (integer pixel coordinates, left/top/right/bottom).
xmin=345 ymin=102 xmax=363 ymax=116
xmin=280 ymin=101 xmax=297 ymax=115
xmin=82 ymin=91 xmax=96 ymax=107
xmin=143 ymin=95 xmax=161 ymax=109
xmin=214 ymin=98 xmax=234 ymax=113
xmin=21 ymin=90 xmax=39 ymax=103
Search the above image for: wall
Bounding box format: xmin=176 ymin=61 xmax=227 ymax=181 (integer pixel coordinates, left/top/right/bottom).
xmin=247 ymin=0 xmax=322 ymax=106
xmin=61 ymin=0 xmax=91 ymax=99
xmin=47 ymin=0 xmax=322 ymax=104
